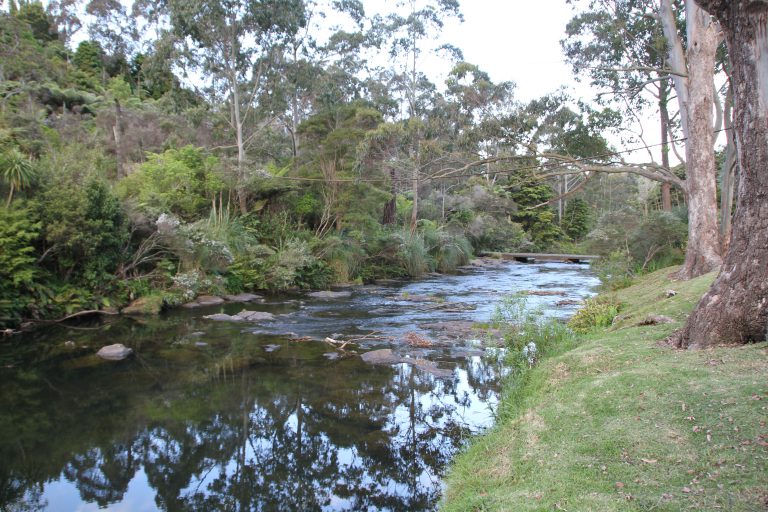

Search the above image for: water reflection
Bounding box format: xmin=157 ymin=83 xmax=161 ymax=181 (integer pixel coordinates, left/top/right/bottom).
xmin=0 ymin=262 xmax=598 ymax=511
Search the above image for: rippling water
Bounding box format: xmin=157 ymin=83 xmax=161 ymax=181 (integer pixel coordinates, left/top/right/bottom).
xmin=0 ymin=261 xmax=599 ymax=511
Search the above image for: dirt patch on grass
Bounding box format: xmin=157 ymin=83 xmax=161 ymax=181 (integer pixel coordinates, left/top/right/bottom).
xmin=549 ymin=362 xmax=571 ymax=386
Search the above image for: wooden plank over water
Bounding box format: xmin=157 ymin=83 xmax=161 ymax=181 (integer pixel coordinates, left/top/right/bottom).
xmin=480 ymin=252 xmax=601 ymax=264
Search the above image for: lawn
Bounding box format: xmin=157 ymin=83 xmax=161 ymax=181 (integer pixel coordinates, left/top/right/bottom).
xmin=443 ymin=268 xmax=768 ymax=511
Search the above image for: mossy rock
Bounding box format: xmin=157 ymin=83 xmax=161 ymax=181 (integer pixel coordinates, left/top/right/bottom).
xmin=122 ymin=295 xmax=164 ymax=315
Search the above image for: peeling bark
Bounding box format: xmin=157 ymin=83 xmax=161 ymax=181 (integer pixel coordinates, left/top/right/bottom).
xmin=661 ymin=0 xmax=723 ymax=280
xmin=678 ymin=1 xmax=768 ymax=347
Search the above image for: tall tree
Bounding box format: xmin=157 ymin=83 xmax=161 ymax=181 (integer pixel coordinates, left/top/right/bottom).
xmin=167 ymin=0 xmax=306 ymax=214
xmin=383 ymin=0 xmax=463 ymax=231
xmin=562 ymin=0 xmax=675 ymax=210
xmin=676 ymin=0 xmax=768 ymax=347
xmin=659 ymin=0 xmax=722 ymax=279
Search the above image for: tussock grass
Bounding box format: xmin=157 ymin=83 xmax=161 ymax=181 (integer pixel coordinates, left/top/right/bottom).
xmin=443 ymin=267 xmax=768 ymax=511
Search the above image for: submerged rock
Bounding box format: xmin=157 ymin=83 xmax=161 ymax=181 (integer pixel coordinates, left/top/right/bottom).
xmin=223 ymin=293 xmax=262 ymax=303
xmin=96 ymin=343 xmax=133 ymax=361
xmin=361 ymin=349 xmax=403 ymax=365
xmin=360 ymin=349 xmax=455 ymax=378
xmin=307 ymin=290 xmax=352 ymax=299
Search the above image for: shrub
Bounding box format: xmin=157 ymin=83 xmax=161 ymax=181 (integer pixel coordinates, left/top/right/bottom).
xmin=118 ymin=146 xmax=223 ymax=221
xmin=493 ymin=294 xmax=573 ymax=370
xmin=567 ymin=296 xmax=622 ymax=333
xmin=592 ymin=250 xmax=635 ymax=291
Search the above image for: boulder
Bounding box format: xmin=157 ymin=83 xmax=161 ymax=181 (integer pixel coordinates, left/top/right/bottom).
xmin=234 ymin=310 xmax=274 ymax=321
xmin=96 ymin=343 xmax=133 ymax=361
xmin=203 ymin=310 xmax=275 ymax=322
xmin=196 ymin=295 xmax=225 ymax=306
xmin=122 ymin=296 xmax=163 ymax=315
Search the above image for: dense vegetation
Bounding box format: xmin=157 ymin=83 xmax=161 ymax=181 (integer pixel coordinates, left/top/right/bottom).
xmin=0 ymin=0 xmax=695 ymax=329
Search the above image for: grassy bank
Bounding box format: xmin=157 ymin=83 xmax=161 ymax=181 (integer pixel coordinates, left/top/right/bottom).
xmin=443 ymin=268 xmax=768 ymax=511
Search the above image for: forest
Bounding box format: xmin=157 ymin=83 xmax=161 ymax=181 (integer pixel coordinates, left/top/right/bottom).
xmin=0 ymin=0 xmax=766 ymax=349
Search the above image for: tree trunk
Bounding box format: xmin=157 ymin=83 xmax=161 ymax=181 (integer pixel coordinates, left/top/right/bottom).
xmin=113 ymin=98 xmax=126 ymax=179
xmin=661 ymin=0 xmax=723 ymax=280
xmin=677 ymin=1 xmax=768 ymax=348
xmin=718 ymin=85 xmax=737 ymax=248
xmin=659 ymin=82 xmax=673 ymax=211
xmin=382 ymin=168 xmax=397 ymax=225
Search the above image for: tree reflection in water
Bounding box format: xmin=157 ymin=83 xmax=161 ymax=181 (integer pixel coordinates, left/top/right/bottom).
xmin=0 ymin=331 xmax=506 ymax=512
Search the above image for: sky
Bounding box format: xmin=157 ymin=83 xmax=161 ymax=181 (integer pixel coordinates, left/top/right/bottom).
xmin=433 ymin=0 xmax=590 ymax=102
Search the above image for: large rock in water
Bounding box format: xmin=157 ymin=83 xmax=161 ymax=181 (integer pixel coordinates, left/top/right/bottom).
xmin=203 ymin=310 xmax=275 ymax=322
xmin=183 ymin=295 xmax=226 ymax=308
xmin=307 ymin=290 xmax=352 ymax=299
xmin=97 ymin=344 xmax=133 ymax=361
xmin=122 ymin=296 xmax=163 ymax=315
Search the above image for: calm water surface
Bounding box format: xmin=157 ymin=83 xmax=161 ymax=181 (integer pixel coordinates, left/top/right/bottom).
xmin=0 ymin=262 xmax=599 ymax=511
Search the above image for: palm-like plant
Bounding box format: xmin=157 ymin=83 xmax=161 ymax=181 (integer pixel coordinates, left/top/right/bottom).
xmin=1 ymin=148 xmax=37 ymax=207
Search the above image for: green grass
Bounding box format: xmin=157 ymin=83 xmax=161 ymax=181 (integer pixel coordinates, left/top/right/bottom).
xmin=443 ymin=267 xmax=768 ymax=511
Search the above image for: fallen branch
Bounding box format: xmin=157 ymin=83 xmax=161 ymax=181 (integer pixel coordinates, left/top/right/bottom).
xmin=32 ymin=309 xmax=120 ymax=325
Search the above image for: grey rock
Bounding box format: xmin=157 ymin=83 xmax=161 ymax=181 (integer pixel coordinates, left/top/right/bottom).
xmin=307 ymin=290 xmax=352 ymax=299
xmin=203 ymin=310 xmax=275 ymax=322
xmin=664 ymin=289 xmax=677 ymax=298
xmin=263 ymin=344 xmax=281 ymax=352
xmin=96 ymin=343 xmax=133 ymax=361
xmin=194 ymin=341 xmax=208 ymax=347
xmin=196 ymin=295 xmax=225 ymax=306
xmin=234 ymin=310 xmax=274 ymax=321
xmin=323 ymin=352 xmax=340 ymax=360
xmin=224 ymin=293 xmax=262 ymax=303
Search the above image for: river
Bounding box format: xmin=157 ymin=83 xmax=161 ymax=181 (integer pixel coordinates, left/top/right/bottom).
xmin=0 ymin=261 xmax=599 ymax=511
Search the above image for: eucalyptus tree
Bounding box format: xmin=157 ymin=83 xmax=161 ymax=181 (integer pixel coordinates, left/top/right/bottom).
xmin=562 ymin=0 xmax=675 ymax=210
xmin=675 ymin=0 xmax=768 ymax=348
xmin=658 ymin=0 xmax=722 ymax=279
xmin=563 ymin=0 xmax=723 ymax=279
xmin=165 ymin=0 xmax=307 ymax=213
xmin=380 ymin=0 xmax=463 ymax=231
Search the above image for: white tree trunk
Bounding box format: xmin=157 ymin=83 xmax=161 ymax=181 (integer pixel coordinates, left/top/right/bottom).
xmin=660 ymin=0 xmax=723 ymax=279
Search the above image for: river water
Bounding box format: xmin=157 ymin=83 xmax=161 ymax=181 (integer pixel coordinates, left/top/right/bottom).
xmin=0 ymin=261 xmax=599 ymax=511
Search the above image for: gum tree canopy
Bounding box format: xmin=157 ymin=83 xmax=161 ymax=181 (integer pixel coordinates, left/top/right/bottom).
xmin=677 ymin=0 xmax=768 ymax=348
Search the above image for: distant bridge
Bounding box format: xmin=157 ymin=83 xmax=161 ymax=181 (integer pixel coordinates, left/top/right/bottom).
xmin=480 ymin=252 xmax=601 ymax=264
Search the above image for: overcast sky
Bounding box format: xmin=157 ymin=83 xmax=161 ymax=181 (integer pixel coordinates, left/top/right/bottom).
xmin=358 ymin=0 xmax=593 ymax=103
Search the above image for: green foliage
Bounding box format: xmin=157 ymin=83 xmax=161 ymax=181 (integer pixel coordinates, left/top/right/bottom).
xmin=507 ymin=173 xmax=563 ymax=250
xmin=0 ymin=147 xmax=38 ymax=205
xmin=36 ymin=178 xmax=129 ymax=289
xmin=587 ymin=208 xmax=687 ymax=275
xmin=119 ymin=146 xmax=223 ymax=220
xmin=72 ymin=41 xmax=104 ymax=77
xmin=567 ymin=295 xmax=622 ymax=333
xmin=592 ymin=250 xmax=636 ymax=291
xmin=0 ymin=206 xmax=41 ymax=327
xmin=561 ymin=198 xmax=591 ymax=241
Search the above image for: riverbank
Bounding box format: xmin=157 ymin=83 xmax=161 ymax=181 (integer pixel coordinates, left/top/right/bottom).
xmin=442 ymin=267 xmax=768 ymax=511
